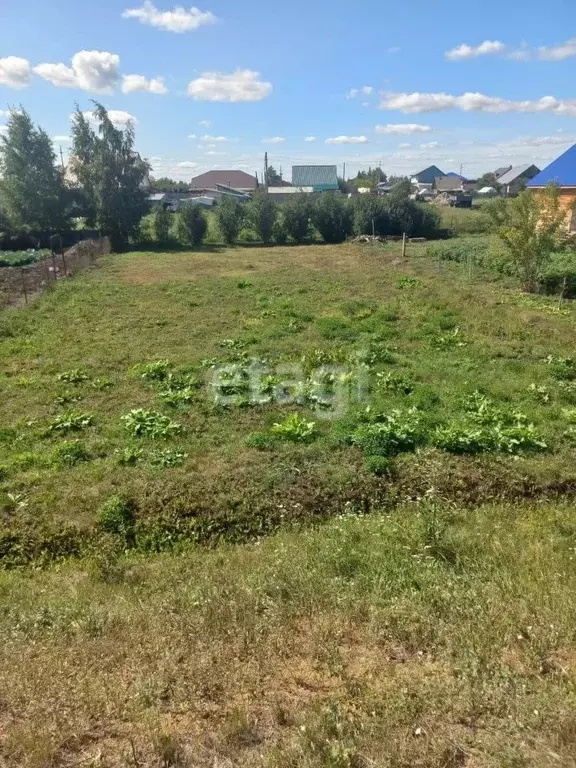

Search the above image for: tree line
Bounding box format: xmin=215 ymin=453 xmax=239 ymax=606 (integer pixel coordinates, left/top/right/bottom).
xmin=0 ymin=104 xmax=149 ymax=250
xmin=144 ymin=183 xmax=442 ymax=249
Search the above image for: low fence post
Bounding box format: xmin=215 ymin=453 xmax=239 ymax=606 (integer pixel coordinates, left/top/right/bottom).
xmin=402 ymin=232 xmax=407 ymax=258
xmin=20 ymin=267 xmax=28 ymax=304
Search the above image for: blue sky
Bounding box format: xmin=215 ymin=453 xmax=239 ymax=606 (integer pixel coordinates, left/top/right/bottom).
xmin=1 ymin=0 xmax=576 ymax=180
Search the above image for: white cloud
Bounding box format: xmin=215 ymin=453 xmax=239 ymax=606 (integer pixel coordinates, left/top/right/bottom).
xmin=326 ymin=135 xmax=368 ymax=144
xmin=347 ymin=85 xmax=373 ymax=99
xmin=200 ymin=134 xmax=229 ymax=142
xmin=187 ymin=133 xmax=197 ymax=139
xmin=538 ymin=37 xmax=576 ymax=61
xmin=52 ymin=135 xmax=71 ymax=142
xmin=176 ymin=161 xmax=199 ymax=168
xmin=187 ymin=69 xmax=272 ymax=102
xmin=198 ymin=119 xmax=212 ymax=127
xmin=445 ymin=40 xmax=506 ymax=60
xmin=82 ymin=109 xmax=137 ymax=127
xmin=387 ymin=46 xmax=401 ymax=54
xmin=419 ymin=141 xmax=441 ymax=149
xmin=375 ymin=123 xmax=431 ymax=135
xmin=262 ymin=136 xmax=285 ymax=144
xmin=35 ymin=51 xmax=120 ymax=93
xmin=398 ymin=142 xmax=411 ymax=149
xmin=0 ymin=56 xmax=31 ymax=89
xmin=121 ymin=74 xmax=167 ymax=94
xmin=380 ymin=90 xmax=576 ymax=116
xmin=205 ymin=150 xmax=227 ymax=156
xmin=0 ymin=126 xmax=7 ymax=135
xmin=304 ymin=136 xmax=316 ymax=142
xmin=121 ymin=1 xmax=216 ymax=32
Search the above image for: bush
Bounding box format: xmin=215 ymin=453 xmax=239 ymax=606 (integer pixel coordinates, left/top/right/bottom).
xmin=541 ymin=252 xmax=576 ymax=297
xmin=273 ymin=218 xmax=288 ymax=245
xmin=0 ymin=248 xmax=51 ymax=267
xmin=312 ymin=194 xmax=353 ymax=244
xmin=353 ymin=196 xmax=390 ymax=236
xmin=350 ymin=409 xmax=423 ymax=456
xmin=283 ymin=194 xmax=312 ymax=244
xmin=152 ymin=206 xmax=172 ymax=245
xmin=247 ymin=191 xmax=278 ymax=244
xmin=216 ymin=195 xmax=245 ymax=244
xmin=96 ymin=494 xmax=135 ymax=543
xmin=178 ymin=203 xmax=208 ymax=247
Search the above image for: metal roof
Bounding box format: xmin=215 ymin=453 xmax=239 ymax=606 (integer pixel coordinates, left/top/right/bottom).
xmin=268 ymin=186 xmax=314 ymax=194
xmin=435 ymin=176 xmax=464 ymax=192
xmin=190 ymin=170 xmax=258 ymax=190
xmin=497 ymin=164 xmax=540 ymax=186
xmin=147 ymin=193 xmax=167 ymax=202
xmin=494 ymin=165 xmax=512 ymax=179
xmin=292 ymin=165 xmax=338 ymax=189
xmin=528 ymin=144 xmax=576 ymax=187
xmin=411 ymin=165 xmax=445 ymax=183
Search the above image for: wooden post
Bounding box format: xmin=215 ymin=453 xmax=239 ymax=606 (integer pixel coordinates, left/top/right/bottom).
xmin=402 ymin=232 xmax=407 ymax=258
xmin=51 ymin=251 xmax=57 ymax=280
xmin=20 ymin=268 xmax=28 ymax=304
xmin=61 ymin=248 xmax=67 ymax=275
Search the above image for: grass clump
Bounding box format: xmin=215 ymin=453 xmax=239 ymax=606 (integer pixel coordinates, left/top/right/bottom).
xmin=96 ymin=494 xmax=135 ymax=542
xmin=271 ymin=413 xmax=317 ymax=442
xmin=122 ymin=409 xmax=182 ymax=439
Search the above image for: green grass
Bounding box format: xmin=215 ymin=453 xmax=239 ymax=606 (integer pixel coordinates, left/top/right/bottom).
xmin=2 ymin=241 xmax=576 ymax=562
xmin=2 ymin=502 xmax=576 ymax=766
xmin=3 ymin=239 xmax=576 ymax=765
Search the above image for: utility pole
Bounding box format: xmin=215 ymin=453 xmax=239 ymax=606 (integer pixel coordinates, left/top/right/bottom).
xmin=343 ymin=161 xmax=346 ymax=180
xmin=264 ymin=151 xmax=269 ymax=188
xmin=59 ymin=146 xmax=65 ymax=170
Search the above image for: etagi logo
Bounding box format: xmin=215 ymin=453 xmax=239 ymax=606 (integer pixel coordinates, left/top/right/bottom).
xmin=208 ymin=360 xmax=371 ymax=419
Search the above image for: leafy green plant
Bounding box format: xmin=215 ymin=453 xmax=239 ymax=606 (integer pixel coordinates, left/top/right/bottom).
xmin=149 ymin=448 xmax=188 ymax=468
xmin=56 ymin=369 xmax=89 ymax=384
xmin=136 ymin=360 xmax=172 ymax=382
xmin=49 ymin=412 xmax=94 ymax=433
xmin=115 ymin=446 xmax=144 ymax=465
xmin=545 ymin=356 xmax=576 ymax=381
xmin=55 ymin=392 xmax=83 ymax=406
xmin=96 ymin=494 xmax=135 ymax=543
xmin=397 ymin=276 xmax=423 ymax=289
xmin=376 ymin=371 xmax=415 ymax=395
xmin=121 ymin=409 xmax=182 ymax=439
xmin=350 ymin=408 xmax=423 ymax=456
xmin=365 ymin=455 xmax=392 ymax=476
xmin=271 ymin=413 xmax=317 ymax=442
xmin=528 ymin=383 xmax=551 ymax=403
xmin=54 ymin=440 xmax=91 ymax=467
xmin=92 ymin=377 xmax=114 ymax=390
xmin=245 ymin=432 xmax=275 ymax=450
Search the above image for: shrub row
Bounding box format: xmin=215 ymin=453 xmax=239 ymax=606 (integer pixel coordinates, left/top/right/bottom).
xmin=141 ymin=190 xmax=444 ymax=249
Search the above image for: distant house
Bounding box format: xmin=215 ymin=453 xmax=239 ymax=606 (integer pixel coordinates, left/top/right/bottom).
xmin=494 ymin=165 xmax=513 ymax=181
xmin=497 ymin=164 xmax=540 ymax=197
xmin=190 ymin=170 xmax=258 ymax=193
xmin=292 ymin=165 xmax=339 ymax=191
xmin=411 ymin=165 xmax=445 ymax=184
xmin=528 ymin=143 xmax=576 ymax=232
xmin=435 ymin=176 xmax=466 ymax=193
xmin=268 ymin=186 xmax=315 ymax=202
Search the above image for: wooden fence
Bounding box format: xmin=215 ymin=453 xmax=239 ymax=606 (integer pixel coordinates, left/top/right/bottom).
xmin=0 ymin=237 xmax=111 ymax=310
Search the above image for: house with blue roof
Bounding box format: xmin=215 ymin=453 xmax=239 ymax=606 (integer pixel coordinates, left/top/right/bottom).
xmin=528 ymin=143 xmax=576 ymax=232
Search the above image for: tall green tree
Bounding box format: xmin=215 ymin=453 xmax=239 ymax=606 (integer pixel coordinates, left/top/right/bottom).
xmin=0 ymin=108 xmax=68 ymax=231
xmin=151 ymin=176 xmax=189 ymax=192
xmin=69 ymin=103 xmax=150 ymax=250
xmin=265 ymin=165 xmax=282 ymax=186
xmin=216 ymin=195 xmax=244 ymax=244
xmin=283 ymin=194 xmax=312 ymax=244
xmin=312 ymin=194 xmax=353 ymax=243
xmin=248 ymin=190 xmax=277 ymax=244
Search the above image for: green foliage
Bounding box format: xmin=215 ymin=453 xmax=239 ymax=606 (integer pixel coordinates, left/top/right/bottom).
xmin=271 ymin=413 xmax=317 ymax=442
xmin=57 ymin=369 xmax=89 ymax=384
xmin=264 ymin=165 xmax=283 ymax=186
xmin=136 ymin=360 xmax=172 ymax=381
xmin=283 ymin=193 xmax=312 ymax=243
xmin=245 ymin=432 xmax=275 ymax=450
xmin=69 ymin=103 xmax=150 ymax=250
xmin=115 ymin=445 xmax=143 ymax=465
xmin=350 ymin=408 xmax=423 ymax=456
xmin=0 ymin=249 xmax=50 ymax=267
xmin=49 ymin=412 xmax=94 ymax=432
xmin=351 ymin=167 xmax=386 ymax=189
xmin=121 ymin=409 xmax=182 ymax=439
xmin=375 ymin=371 xmax=414 ymax=394
xmin=247 ymin=190 xmax=278 ymax=244
xmin=177 ymin=202 xmax=208 ymax=247
xmin=365 ymin=454 xmax=391 ymax=476
xmin=272 ymin=218 xmax=288 ymax=245
xmin=354 ymin=195 xmax=441 ymax=238
xmin=0 ymin=108 xmax=68 ymax=231
xmin=149 ymin=448 xmax=188 ymax=467
xmin=150 ymin=176 xmax=189 ymax=192
xmin=55 ymin=440 xmax=91 ymax=467
xmin=545 ymin=356 xmax=576 ymax=381
xmin=541 ymin=251 xmax=576 ymax=297
xmin=96 ymin=494 xmax=135 ymax=541
xmin=152 ymin=206 xmax=172 ymax=245
xmin=216 ymin=195 xmax=245 ymax=244
xmin=312 ymin=195 xmax=353 ymax=244
xmin=488 ymin=187 xmax=568 ymax=292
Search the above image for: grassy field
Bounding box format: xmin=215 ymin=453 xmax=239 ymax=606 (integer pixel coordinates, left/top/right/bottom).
xmin=2 ymin=239 xmax=576 ymax=765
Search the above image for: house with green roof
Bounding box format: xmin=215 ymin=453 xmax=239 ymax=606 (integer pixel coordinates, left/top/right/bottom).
xmin=291 ymin=165 xmax=339 ymax=191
